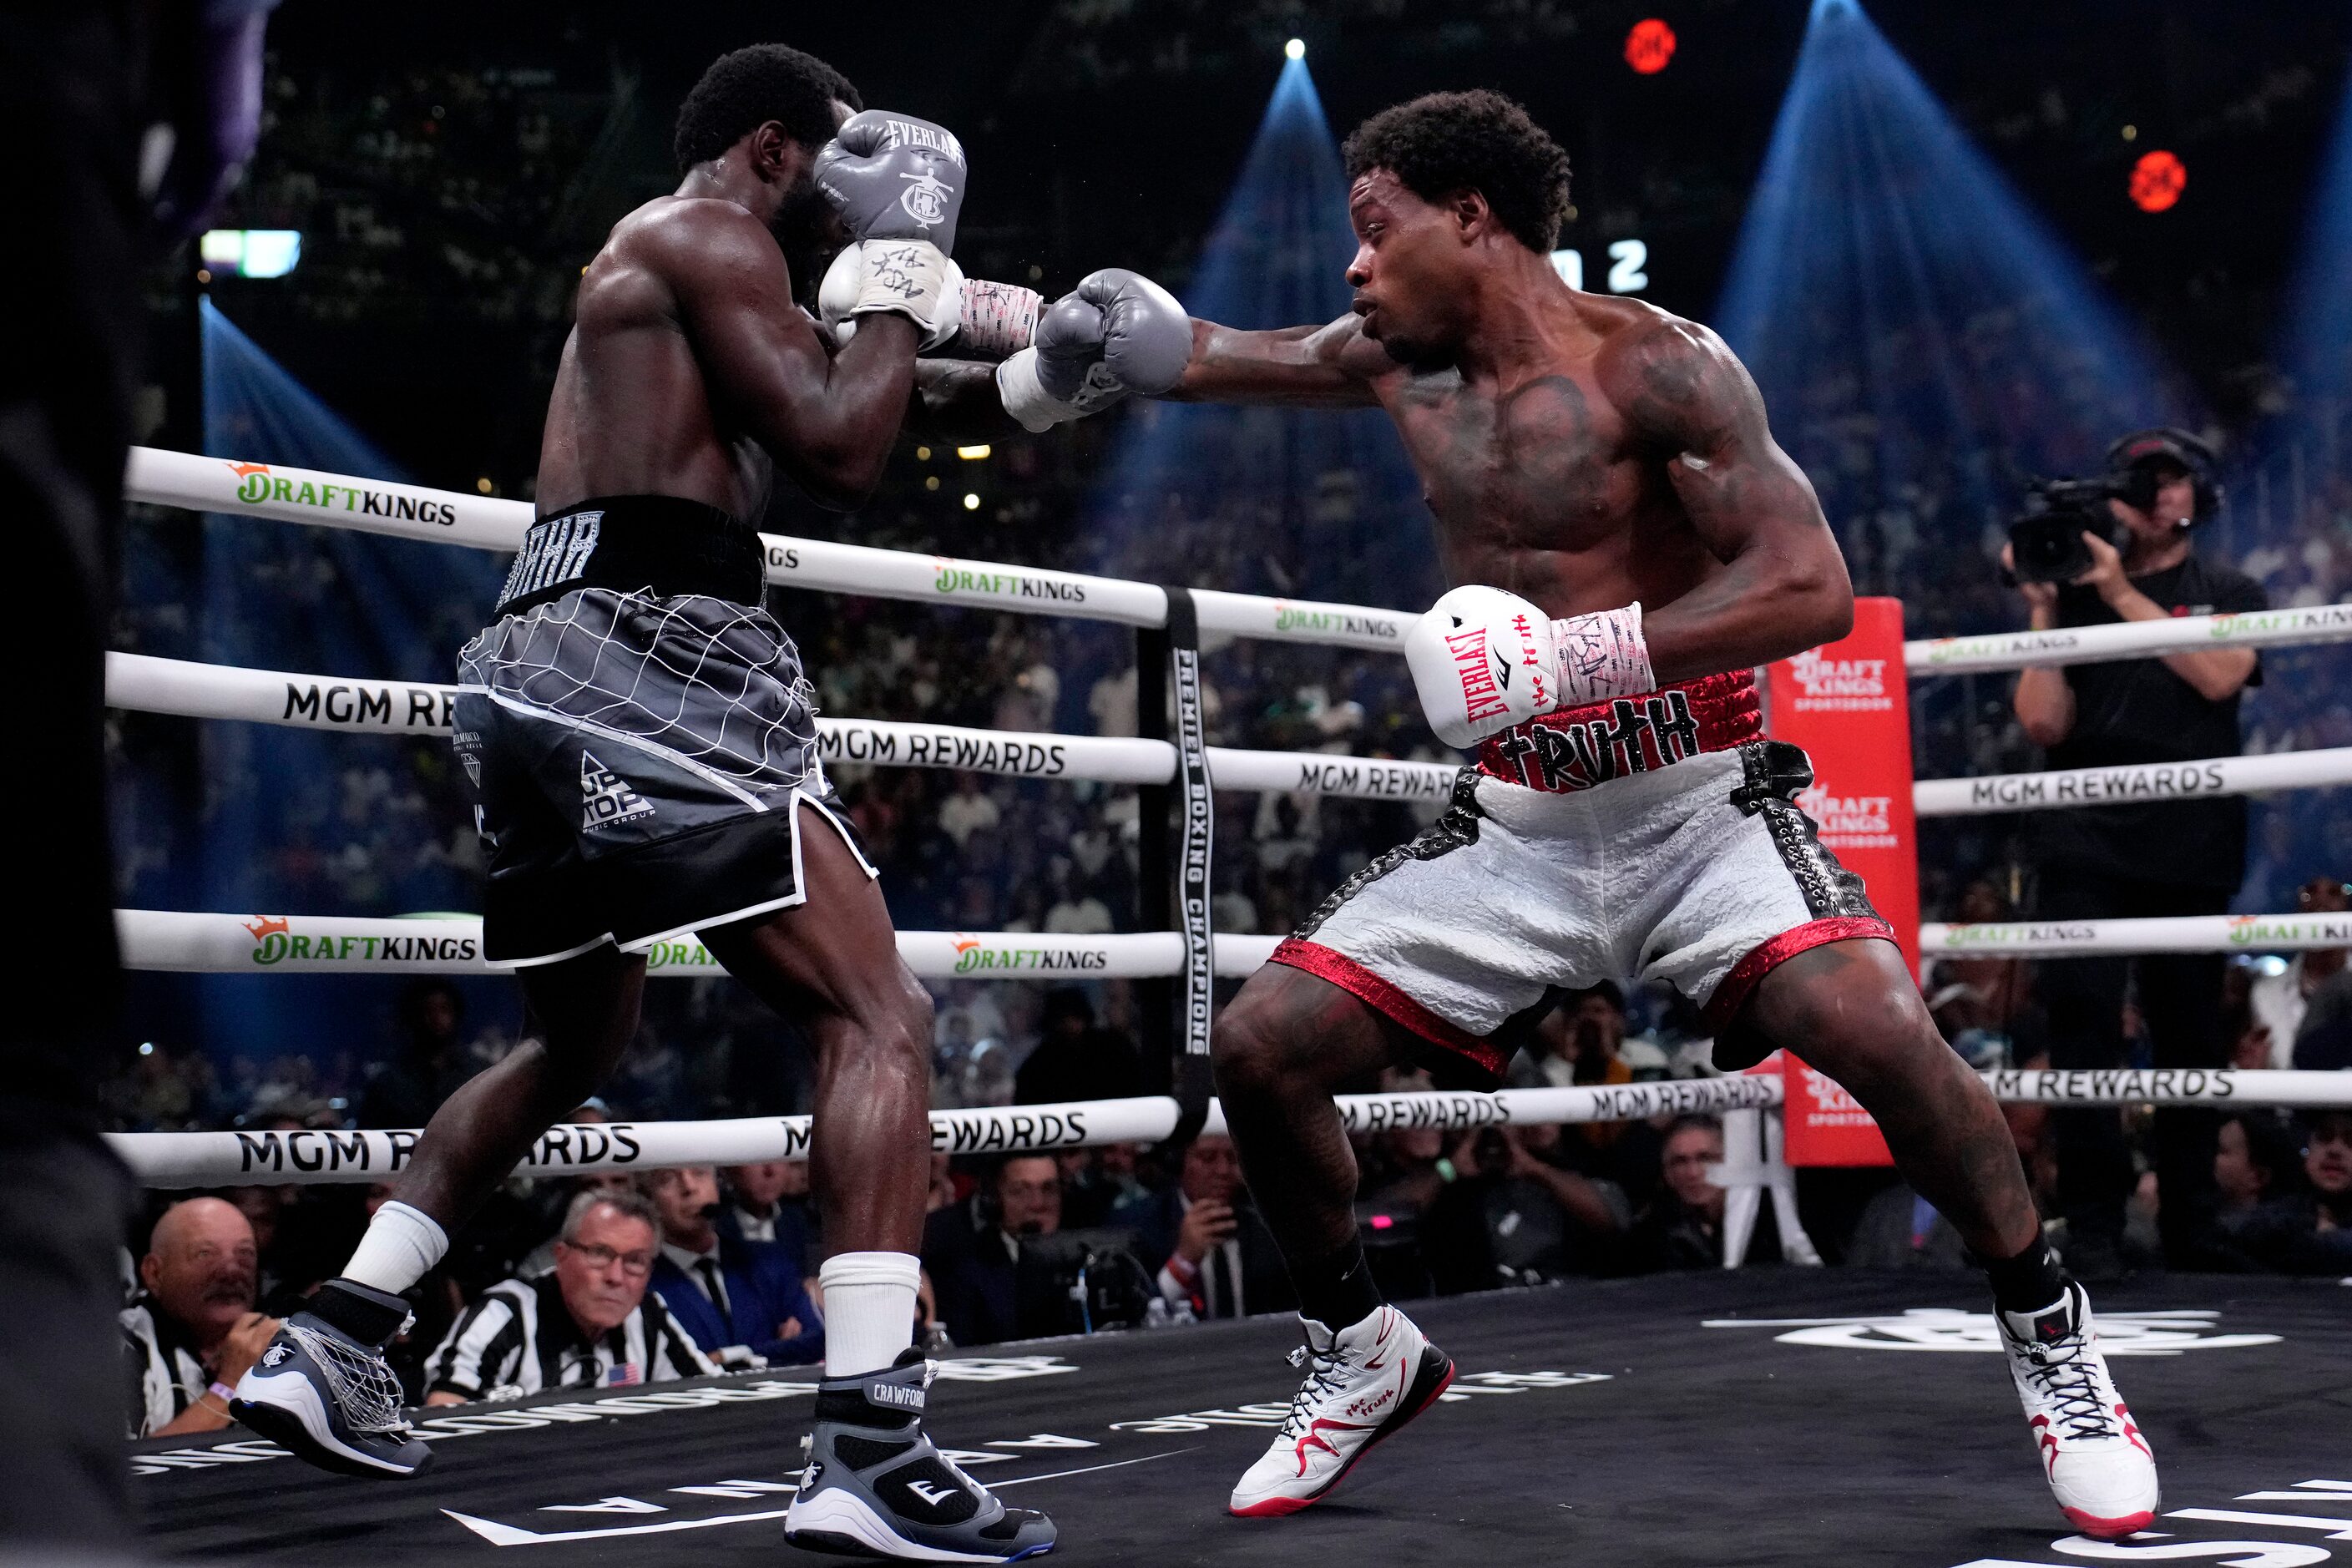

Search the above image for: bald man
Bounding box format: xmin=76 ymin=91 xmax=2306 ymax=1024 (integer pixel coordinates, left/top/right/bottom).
xmin=122 ymin=1198 xmax=281 ymax=1438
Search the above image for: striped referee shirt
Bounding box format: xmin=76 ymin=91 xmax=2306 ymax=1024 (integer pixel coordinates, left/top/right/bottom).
xmin=121 ymin=1295 xmax=208 ymax=1438
xmin=425 ymin=1274 xmax=712 ymax=1402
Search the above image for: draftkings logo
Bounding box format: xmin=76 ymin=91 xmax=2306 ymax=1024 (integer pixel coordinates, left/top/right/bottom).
xmin=1793 ymin=785 xmax=1897 ymax=848
xmin=579 ymin=752 xmax=654 ymax=830
xmin=948 ymin=934 xmax=1107 ymax=975
xmin=223 ymin=461 xmax=458 ymax=526
xmin=1784 ymin=650 xmax=1892 ymax=712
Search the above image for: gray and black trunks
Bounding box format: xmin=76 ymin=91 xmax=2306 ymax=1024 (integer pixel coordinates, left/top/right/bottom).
xmin=453 ymin=494 xmax=870 ymax=966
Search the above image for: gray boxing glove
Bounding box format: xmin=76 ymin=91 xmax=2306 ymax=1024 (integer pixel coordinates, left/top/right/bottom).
xmin=1033 ymin=269 xmax=1191 ymax=401
xmin=813 ymin=109 xmax=968 ymax=254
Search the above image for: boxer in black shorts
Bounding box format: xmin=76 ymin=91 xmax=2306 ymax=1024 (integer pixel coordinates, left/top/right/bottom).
xmin=226 ymin=46 xmax=1070 ymax=1561
xmin=453 ymin=496 xmax=857 ymax=964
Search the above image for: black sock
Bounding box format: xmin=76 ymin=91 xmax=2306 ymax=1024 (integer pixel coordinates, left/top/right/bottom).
xmin=1980 ymin=1236 xmax=2068 ymax=1315
xmin=1291 ymin=1240 xmax=1382 ymax=1329
xmin=311 ymin=1277 xmax=411 ymax=1345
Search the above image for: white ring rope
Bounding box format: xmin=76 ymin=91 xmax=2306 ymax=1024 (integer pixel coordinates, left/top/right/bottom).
xmin=120 ymin=906 xmax=2352 ymax=969
xmin=105 ymin=1067 xmax=2352 ymax=1190
xmin=1905 ymin=601 xmax=2352 ymax=675
xmin=1913 ymin=746 xmax=2352 ymax=817
xmin=103 ymin=651 xmax=1459 ymax=802
xmin=123 ymin=448 xmax=1410 ymax=648
xmin=104 ymin=647 xmax=2352 ymax=816
xmin=1922 ymin=913 xmax=2352 ymax=957
xmin=1980 ymin=1067 xmax=2352 ymax=1108
xmin=114 ymin=909 xmax=1283 ymax=981
xmin=129 ymin=446 xmax=2352 ymax=666
xmin=111 ymin=1076 xmax=1788 ymax=1188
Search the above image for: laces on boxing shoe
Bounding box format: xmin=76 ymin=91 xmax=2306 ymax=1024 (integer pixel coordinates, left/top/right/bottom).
xmin=1277 ymin=1341 xmax=1350 ymax=1445
xmin=2016 ymin=1340 xmax=2119 ymax=1442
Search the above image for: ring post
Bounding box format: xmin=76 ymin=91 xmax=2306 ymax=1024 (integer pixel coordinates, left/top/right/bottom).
xmin=1158 ymin=588 xmax=1216 ymax=1144
xmin=1135 ymin=620 xmax=1173 ymax=1090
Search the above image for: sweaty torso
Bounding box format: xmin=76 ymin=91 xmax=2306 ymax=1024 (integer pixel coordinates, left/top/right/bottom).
xmin=536 ymin=196 xmax=775 ymax=520
xmin=1358 ymin=292 xmax=1716 ymax=621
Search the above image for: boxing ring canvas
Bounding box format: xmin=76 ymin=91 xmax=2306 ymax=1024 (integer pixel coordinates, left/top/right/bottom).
xmin=132 ymin=1271 xmax=2349 ymax=1567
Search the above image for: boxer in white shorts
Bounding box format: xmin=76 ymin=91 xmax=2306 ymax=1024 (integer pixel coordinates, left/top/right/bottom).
xmin=1140 ymin=86 xmax=2160 ymax=1540
xmin=1273 ymin=669 xmax=1890 ymax=1082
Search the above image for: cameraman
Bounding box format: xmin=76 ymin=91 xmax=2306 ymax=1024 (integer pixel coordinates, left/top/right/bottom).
xmin=2006 ymin=430 xmax=2267 ymax=1276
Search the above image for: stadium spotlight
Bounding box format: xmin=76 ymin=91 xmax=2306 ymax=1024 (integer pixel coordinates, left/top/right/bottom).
xmin=200 ymin=229 xmax=301 ymax=279
xmin=1285 ymin=38 xmax=1306 ymax=61
xmin=1625 ymin=19 xmax=1677 ymax=74
xmin=2129 ymin=149 xmax=2187 ymax=212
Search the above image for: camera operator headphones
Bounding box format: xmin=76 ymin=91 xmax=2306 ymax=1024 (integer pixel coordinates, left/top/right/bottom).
xmin=2105 ymin=426 xmax=2223 ymax=528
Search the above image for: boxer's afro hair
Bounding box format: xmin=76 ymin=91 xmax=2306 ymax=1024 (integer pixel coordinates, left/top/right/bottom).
xmin=675 ymin=44 xmax=862 ymax=173
xmin=1343 ymin=89 xmax=1572 ymax=253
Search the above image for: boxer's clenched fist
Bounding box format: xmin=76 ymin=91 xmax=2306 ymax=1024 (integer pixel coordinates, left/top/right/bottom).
xmin=996 ymin=268 xmax=1189 ymax=432
xmin=1406 ymin=584 xmax=1654 ymax=749
xmin=813 ymin=109 xmax=967 ymax=252
xmin=813 ymin=110 xmax=967 ymax=338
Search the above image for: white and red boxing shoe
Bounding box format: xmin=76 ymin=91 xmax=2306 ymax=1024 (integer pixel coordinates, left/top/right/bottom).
xmin=1998 ymin=1280 xmax=2160 ymax=1539
xmin=1229 ymin=1305 xmax=1454 ymax=1518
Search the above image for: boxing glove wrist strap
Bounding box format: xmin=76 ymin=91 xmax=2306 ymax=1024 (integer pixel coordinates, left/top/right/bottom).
xmin=1547 ymin=603 xmax=1654 ymax=708
xmin=957 ymin=278 xmax=1042 ymax=358
xmin=847 ymin=238 xmax=952 ymax=326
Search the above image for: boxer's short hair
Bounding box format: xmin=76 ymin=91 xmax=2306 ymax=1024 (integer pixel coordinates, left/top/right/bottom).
xmin=1343 ymin=89 xmax=1573 ymax=253
xmin=675 ymin=44 xmax=862 ymax=172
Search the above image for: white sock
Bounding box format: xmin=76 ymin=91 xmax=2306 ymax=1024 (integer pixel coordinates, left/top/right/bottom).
xmin=341 ymin=1201 xmax=449 ymax=1294
xmin=820 ymin=1251 xmax=920 ymax=1378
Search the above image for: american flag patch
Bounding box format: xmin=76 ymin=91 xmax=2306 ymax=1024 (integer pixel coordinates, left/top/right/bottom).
xmin=604 ymin=1362 xmax=644 ymax=1386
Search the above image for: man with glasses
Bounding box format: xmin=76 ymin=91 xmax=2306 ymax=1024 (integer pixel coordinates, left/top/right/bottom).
xmin=423 ymin=1189 xmax=711 ymax=1403
xmin=921 ymin=1155 xmax=1068 ymax=1346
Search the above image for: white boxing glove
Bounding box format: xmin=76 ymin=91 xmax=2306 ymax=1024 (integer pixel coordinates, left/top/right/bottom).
xmin=817 ymin=240 xmax=964 ymax=350
xmin=1405 ymin=584 xmax=1656 ymax=750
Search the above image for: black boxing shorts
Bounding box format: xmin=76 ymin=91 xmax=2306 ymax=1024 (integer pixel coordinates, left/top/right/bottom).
xmin=452 ymin=495 xmax=870 ymax=965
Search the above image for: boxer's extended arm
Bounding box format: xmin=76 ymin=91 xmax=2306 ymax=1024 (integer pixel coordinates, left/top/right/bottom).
xmin=1603 ymin=317 xmax=1852 ymax=680
xmin=1166 ymin=315 xmax=1385 ymax=407
xmin=654 ymin=200 xmax=918 ymax=510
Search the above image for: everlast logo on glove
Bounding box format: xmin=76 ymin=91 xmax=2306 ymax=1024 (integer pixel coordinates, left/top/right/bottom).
xmin=1447 ymin=624 xmax=1512 ymax=731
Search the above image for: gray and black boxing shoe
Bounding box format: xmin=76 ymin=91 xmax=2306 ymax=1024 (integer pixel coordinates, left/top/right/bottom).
xmin=230 ymin=1277 xmax=433 ymax=1478
xmin=784 ymin=1348 xmax=1055 ymax=1562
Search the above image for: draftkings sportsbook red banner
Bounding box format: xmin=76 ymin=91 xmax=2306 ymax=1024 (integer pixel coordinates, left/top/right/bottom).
xmin=1763 ymin=595 xmax=1914 ymax=1167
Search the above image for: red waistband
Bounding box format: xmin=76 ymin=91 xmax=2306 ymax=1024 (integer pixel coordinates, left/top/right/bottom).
xmin=1475 ymin=669 xmax=1762 ymax=794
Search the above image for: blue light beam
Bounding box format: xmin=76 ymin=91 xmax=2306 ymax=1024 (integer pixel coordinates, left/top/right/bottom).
xmin=1081 ymin=58 xmax=1439 ymax=615
xmin=2274 ymin=51 xmax=2352 ymax=476
xmin=1717 ymin=0 xmax=2196 ymax=623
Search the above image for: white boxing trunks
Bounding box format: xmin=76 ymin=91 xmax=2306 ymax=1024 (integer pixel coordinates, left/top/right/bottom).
xmin=1267 ymin=670 xmax=1894 ymax=1087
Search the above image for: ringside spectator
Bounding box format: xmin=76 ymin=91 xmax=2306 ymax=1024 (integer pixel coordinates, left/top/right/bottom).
xmin=122 ymin=1198 xmax=281 ymax=1438
xmin=424 ymin=1190 xmax=710 ymax=1403
xmin=719 ymin=1159 xmax=815 ymax=1270
xmin=1014 ymin=989 xmax=1145 ymax=1107
xmin=1626 ymin=1115 xmax=1778 ymax=1271
xmin=643 ymin=1166 xmax=822 ymax=1367
xmin=1114 ymin=1134 xmax=1292 ymax=1320
xmin=923 ymin=1154 xmax=1073 ymax=1346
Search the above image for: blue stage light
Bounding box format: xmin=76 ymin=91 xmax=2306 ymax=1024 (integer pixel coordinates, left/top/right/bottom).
xmin=1716 ymin=0 xmax=2195 ymax=626
xmin=2275 ymin=53 xmax=2352 ymax=470
xmin=1080 ymin=57 xmax=1439 ymax=618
